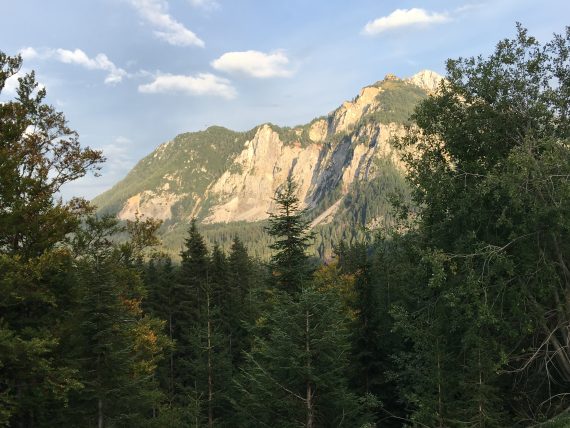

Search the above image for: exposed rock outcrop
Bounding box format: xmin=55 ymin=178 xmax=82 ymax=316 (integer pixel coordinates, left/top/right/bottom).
xmin=95 ymin=70 xmax=437 ymax=231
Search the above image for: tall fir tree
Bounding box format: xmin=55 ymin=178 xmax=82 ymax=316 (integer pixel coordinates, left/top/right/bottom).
xmin=265 ymin=177 xmax=314 ymax=293
xmin=235 ymin=287 xmax=369 ymax=427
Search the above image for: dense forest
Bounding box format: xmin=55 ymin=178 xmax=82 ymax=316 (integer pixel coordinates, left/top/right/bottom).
xmin=1 ymin=25 xmax=569 ymax=427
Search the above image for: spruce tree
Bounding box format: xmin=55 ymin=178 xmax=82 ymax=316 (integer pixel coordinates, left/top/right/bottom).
xmin=63 ymin=215 xmax=168 ymax=428
xmin=227 ymin=236 xmax=255 ymax=366
xmin=235 ymin=287 xmax=369 ymax=427
xmin=266 ymin=177 xmax=314 ymax=293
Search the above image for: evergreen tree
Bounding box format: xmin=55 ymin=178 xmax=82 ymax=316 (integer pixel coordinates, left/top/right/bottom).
xmin=226 ymin=236 xmax=255 ymax=366
xmin=173 ymin=218 xmax=210 ymax=404
xmin=177 ymin=221 xmax=234 ymax=426
xmin=235 ymin=287 xmax=369 ymax=427
xmin=63 ymin=215 xmax=168 ymax=428
xmin=144 ymin=254 xmax=178 ymax=405
xmin=266 ymin=177 xmax=314 ymax=293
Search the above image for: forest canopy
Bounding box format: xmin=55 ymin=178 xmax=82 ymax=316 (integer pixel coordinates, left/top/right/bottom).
xmin=1 ymin=24 xmax=569 ymax=427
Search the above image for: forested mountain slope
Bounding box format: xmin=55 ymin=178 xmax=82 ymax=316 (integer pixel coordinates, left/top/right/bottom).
xmin=93 ymin=71 xmax=443 ymax=257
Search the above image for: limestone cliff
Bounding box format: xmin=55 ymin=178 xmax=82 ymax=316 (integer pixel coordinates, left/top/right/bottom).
xmin=92 ymin=70 xmax=442 ymax=256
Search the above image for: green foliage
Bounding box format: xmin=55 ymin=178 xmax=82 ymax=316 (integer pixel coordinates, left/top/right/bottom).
xmin=388 ymin=24 xmax=570 ymax=425
xmin=235 ymin=286 xmax=369 ymax=427
xmin=362 ymin=78 xmax=428 ymax=125
xmin=0 ymin=51 xmax=103 ymax=426
xmin=93 ymin=126 xmax=255 ymax=215
xmin=266 ymin=177 xmax=314 ymax=293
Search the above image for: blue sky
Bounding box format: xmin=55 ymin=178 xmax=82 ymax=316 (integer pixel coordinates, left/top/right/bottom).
xmin=1 ymin=0 xmax=568 ymax=199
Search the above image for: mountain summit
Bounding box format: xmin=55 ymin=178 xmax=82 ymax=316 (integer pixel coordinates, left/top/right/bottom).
xmin=93 ymin=70 xmax=443 ymax=257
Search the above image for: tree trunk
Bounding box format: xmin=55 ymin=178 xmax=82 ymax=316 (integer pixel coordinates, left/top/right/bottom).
xmin=305 ymin=309 xmax=314 ymax=428
xmin=437 ymin=340 xmax=444 ymax=428
xmin=207 ymin=290 xmax=214 ymax=428
xmin=98 ymin=397 xmax=104 ymax=428
xmin=169 ymin=311 xmax=174 ymax=403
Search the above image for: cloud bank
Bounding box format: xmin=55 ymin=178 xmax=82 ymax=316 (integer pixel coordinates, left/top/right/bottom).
xmin=129 ymin=0 xmax=204 ymax=47
xmin=211 ymin=50 xmax=293 ymax=78
xmin=363 ymin=8 xmax=449 ymax=35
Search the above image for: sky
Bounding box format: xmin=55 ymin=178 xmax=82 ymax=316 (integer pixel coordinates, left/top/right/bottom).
xmin=1 ymin=0 xmax=568 ymax=200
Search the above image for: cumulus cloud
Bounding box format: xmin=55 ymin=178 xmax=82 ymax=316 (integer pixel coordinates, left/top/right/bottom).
xmin=211 ymin=50 xmax=293 ymax=78
xmin=363 ymin=8 xmax=449 ymax=35
xmin=20 ymin=47 xmax=39 ymax=60
xmin=3 ymin=72 xmax=21 ymax=95
xmin=18 ymin=47 xmax=127 ymax=85
xmin=129 ymin=0 xmax=204 ymax=47
xmin=55 ymin=48 xmax=127 ymax=84
xmin=138 ymin=73 xmax=236 ymax=99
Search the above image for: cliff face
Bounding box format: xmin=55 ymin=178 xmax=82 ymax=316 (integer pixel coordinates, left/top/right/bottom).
xmin=92 ymin=70 xmax=443 ymax=254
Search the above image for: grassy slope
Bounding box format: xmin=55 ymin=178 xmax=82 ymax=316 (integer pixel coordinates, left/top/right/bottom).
xmin=93 ymin=126 xmax=256 ymax=215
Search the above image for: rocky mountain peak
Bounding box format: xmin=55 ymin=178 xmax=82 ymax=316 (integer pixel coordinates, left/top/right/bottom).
xmin=93 ymin=71 xmax=433 ymax=257
xmin=406 ymin=69 xmax=445 ymax=94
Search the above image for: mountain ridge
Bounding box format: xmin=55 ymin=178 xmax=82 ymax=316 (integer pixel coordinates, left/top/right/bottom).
xmin=93 ymin=70 xmax=443 ymax=257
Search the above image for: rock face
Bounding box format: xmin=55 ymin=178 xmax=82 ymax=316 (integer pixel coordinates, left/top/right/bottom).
xmin=93 ymin=70 xmax=443 ymax=250
xmin=406 ymin=69 xmax=445 ymax=94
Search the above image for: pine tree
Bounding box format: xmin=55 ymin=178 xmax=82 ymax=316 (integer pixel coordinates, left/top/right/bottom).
xmin=227 ymin=236 xmax=255 ymax=366
xmin=143 ymin=254 xmax=178 ymax=406
xmin=177 ymin=221 xmax=236 ymax=426
xmin=63 ymin=215 xmax=168 ymax=428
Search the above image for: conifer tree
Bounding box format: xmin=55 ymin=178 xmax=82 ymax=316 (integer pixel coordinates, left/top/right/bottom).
xmin=235 ymin=287 xmax=369 ymax=427
xmin=266 ymin=177 xmax=314 ymax=293
xmin=177 ymin=221 xmax=235 ymax=426
xmin=227 ymin=236 xmax=255 ymax=365
xmin=64 ymin=215 xmax=167 ymax=428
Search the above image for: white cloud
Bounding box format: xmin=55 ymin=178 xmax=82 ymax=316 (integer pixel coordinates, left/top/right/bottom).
xmin=20 ymin=47 xmax=39 ymax=60
xmin=188 ymin=0 xmax=219 ymax=10
xmin=129 ymin=0 xmax=204 ymax=47
xmin=3 ymin=72 xmax=21 ymax=95
xmin=363 ymin=8 xmax=449 ymax=35
xmin=19 ymin=47 xmax=127 ymax=85
xmin=211 ymin=50 xmax=293 ymax=78
xmin=138 ymin=73 xmax=236 ymax=99
xmin=55 ymin=48 xmax=128 ymax=84
xmin=455 ymin=3 xmax=485 ymax=14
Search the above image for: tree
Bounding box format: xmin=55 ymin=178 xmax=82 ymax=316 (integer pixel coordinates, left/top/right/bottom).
xmin=62 ymin=215 xmax=167 ymax=428
xmin=266 ymin=177 xmax=314 ymax=293
xmin=0 ymin=53 xmax=103 ymax=258
xmin=226 ymin=236 xmax=255 ymax=366
xmin=235 ymin=287 xmax=369 ymax=427
xmin=176 ymin=220 xmax=234 ymax=426
xmin=392 ymin=24 xmax=570 ymax=425
xmin=0 ymin=51 xmax=103 ymax=425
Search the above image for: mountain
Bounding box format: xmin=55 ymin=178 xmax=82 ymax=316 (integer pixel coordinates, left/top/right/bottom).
xmin=93 ymin=70 xmax=443 ymax=258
